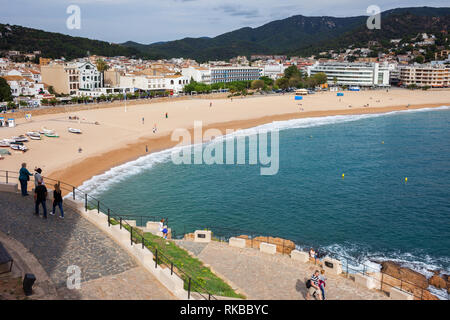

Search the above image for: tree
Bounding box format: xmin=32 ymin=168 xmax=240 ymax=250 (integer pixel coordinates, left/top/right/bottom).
xmin=0 ymin=77 xmax=13 ymax=102
xmin=251 ymin=80 xmax=264 ymax=90
xmin=288 ymin=77 xmax=301 ymax=88
xmin=48 ymin=86 xmax=55 ymax=94
xmin=275 ymin=77 xmax=289 ymax=90
xmin=414 ymin=55 xmax=425 ymax=64
xmin=96 ymin=58 xmax=109 ymax=87
xmin=313 ymin=72 xmax=327 ymax=85
xmin=284 ymin=66 xmax=302 ymax=79
xmin=259 ymin=76 xmax=274 ymax=86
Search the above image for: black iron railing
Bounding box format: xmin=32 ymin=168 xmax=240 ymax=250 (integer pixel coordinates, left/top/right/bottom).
xmin=0 ymin=170 xmax=216 ymax=300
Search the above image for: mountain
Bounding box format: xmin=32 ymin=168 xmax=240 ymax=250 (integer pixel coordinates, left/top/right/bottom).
xmin=0 ymin=7 xmax=449 ymax=62
xmin=123 ymin=6 xmax=450 ymax=61
xmin=0 ymin=24 xmax=153 ymax=60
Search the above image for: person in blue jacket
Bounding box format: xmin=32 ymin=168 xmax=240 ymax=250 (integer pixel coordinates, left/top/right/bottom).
xmin=19 ymin=163 xmax=33 ymax=196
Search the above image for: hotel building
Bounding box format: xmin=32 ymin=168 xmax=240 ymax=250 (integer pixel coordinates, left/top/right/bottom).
xmin=307 ymin=62 xmax=390 ymax=87
xmin=210 ymin=66 xmax=262 ymax=84
xmin=399 ymin=64 xmax=450 ymax=87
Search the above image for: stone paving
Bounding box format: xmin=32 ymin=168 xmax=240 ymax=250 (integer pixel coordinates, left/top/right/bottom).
xmin=178 ymin=241 xmax=389 ymax=300
xmin=0 ymin=191 xmax=175 ymax=300
xmin=57 ymin=267 xmax=176 ymax=300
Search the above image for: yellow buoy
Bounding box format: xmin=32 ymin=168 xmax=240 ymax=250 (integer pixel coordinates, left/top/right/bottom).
xmin=405 ymin=177 xmax=408 ymax=183
xmin=382 ymin=141 xmax=384 ymax=144
xmin=342 ymin=173 xmax=345 ymax=179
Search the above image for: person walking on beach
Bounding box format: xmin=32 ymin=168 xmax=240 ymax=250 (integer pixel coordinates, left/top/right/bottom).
xmin=209 ymin=101 xmax=212 ymax=108
xmin=19 ymin=163 xmax=33 ymax=196
xmin=165 ymin=112 xmax=168 ymax=119
xmin=142 ymin=117 xmax=145 ymax=125
xmin=306 ymin=270 xmax=322 ymax=300
xmin=318 ymin=269 xmax=327 ymax=300
xmin=159 ymin=219 xmax=168 ymax=239
xmin=50 ymin=184 xmax=64 ymax=219
xmin=34 ymin=180 xmax=48 ymax=219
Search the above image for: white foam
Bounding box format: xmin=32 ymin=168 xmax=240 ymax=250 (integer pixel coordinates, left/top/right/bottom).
xmin=76 ymin=105 xmax=450 ymax=198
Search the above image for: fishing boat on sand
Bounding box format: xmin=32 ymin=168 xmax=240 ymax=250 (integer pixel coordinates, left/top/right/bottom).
xmin=68 ymin=128 xmax=82 ymax=134
xmin=40 ymin=127 xmax=55 ymax=134
xmin=45 ymin=132 xmax=59 ymax=138
xmin=26 ymin=132 xmax=41 ymax=140
xmin=10 ymin=144 xmax=28 ymax=152
xmin=12 ymin=135 xmax=29 ymax=142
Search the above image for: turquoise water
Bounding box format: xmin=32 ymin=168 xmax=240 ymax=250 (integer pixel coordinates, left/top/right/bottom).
xmin=84 ymin=107 xmax=450 ymax=274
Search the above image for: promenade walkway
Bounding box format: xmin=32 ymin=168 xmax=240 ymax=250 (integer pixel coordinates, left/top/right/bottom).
xmin=0 ymin=191 xmax=175 ymax=300
xmin=176 ymin=240 xmax=389 ymax=300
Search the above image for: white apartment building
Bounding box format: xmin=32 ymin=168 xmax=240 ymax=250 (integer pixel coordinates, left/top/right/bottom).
xmin=307 ymin=62 xmax=390 ymax=87
xmin=210 ymin=66 xmax=262 ymax=84
xmin=120 ymin=73 xmax=189 ymax=93
xmin=262 ymin=63 xmax=286 ymax=80
xmin=3 ymin=75 xmax=45 ymax=97
xmin=181 ymin=66 xmax=211 ymax=84
xmin=399 ymin=64 xmax=450 ymax=87
xmin=78 ymin=61 xmax=102 ymax=91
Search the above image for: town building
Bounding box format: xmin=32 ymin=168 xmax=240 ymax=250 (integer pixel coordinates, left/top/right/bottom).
xmin=41 ymin=61 xmax=102 ymax=95
xmin=399 ymin=64 xmax=450 ymax=87
xmin=210 ymin=66 xmax=262 ymax=84
xmin=181 ymin=66 xmax=211 ymax=84
xmin=307 ymin=62 xmax=390 ymax=87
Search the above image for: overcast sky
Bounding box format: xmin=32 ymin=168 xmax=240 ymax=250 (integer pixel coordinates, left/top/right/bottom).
xmin=0 ymin=0 xmax=448 ymax=44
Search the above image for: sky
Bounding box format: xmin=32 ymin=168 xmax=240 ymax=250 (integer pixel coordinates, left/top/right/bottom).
xmin=0 ymin=0 xmax=448 ymax=44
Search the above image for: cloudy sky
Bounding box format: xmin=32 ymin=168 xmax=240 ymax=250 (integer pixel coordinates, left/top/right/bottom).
xmin=0 ymin=0 xmax=448 ymax=44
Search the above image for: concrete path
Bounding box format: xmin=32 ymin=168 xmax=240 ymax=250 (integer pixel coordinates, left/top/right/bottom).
xmin=0 ymin=191 xmax=175 ymax=300
xmin=177 ymin=240 xmax=389 ymax=300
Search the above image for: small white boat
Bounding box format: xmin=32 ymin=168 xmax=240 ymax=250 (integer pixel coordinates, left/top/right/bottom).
xmin=68 ymin=128 xmax=82 ymax=134
xmin=26 ymin=132 xmax=41 ymax=140
xmin=10 ymin=144 xmax=28 ymax=152
xmin=0 ymin=140 xmax=10 ymax=147
xmin=40 ymin=127 xmax=55 ymax=135
xmin=12 ymin=135 xmax=29 ymax=142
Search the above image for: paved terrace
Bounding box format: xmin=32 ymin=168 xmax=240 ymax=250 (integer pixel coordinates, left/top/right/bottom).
xmin=176 ymin=240 xmax=389 ymax=300
xmin=0 ymin=191 xmax=175 ymax=300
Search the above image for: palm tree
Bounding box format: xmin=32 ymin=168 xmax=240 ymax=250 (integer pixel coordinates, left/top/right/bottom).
xmin=96 ymin=59 xmax=109 ymax=87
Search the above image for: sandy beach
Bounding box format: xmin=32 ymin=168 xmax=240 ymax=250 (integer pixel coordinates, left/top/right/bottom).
xmin=1 ymin=88 xmax=449 ymax=187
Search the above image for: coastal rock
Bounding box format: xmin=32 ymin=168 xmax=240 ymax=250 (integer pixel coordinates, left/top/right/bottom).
xmin=429 ymin=274 xmax=447 ymax=289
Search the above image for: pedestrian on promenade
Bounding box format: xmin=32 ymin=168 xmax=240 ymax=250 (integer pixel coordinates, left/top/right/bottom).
xmin=34 ymin=168 xmax=43 ymax=187
xmin=50 ymin=183 xmax=64 ymax=219
xmin=159 ymin=219 xmax=168 ymax=239
xmin=306 ymin=270 xmax=322 ymax=300
xmin=34 ymin=180 xmax=48 ymax=219
xmin=19 ymin=163 xmax=33 ymax=196
xmin=319 ymin=269 xmax=327 ymax=300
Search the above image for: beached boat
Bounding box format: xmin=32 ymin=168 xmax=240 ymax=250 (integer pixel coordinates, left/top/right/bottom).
xmin=12 ymin=135 xmax=29 ymax=142
xmin=10 ymin=144 xmax=27 ymax=152
xmin=9 ymin=141 xmax=23 ymax=146
xmin=68 ymin=128 xmax=82 ymax=134
xmin=26 ymin=131 xmax=41 ymax=140
xmin=0 ymin=140 xmax=10 ymax=147
xmin=44 ymin=132 xmax=59 ymax=138
xmin=40 ymin=127 xmax=55 ymax=135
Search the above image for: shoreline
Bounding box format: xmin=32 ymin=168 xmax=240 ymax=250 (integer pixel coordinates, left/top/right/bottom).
xmin=48 ymin=102 xmax=449 ymax=188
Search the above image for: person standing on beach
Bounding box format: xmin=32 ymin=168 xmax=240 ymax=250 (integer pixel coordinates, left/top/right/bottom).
xmin=142 ymin=117 xmax=145 ymax=125
xmin=50 ymin=184 xmax=64 ymax=219
xmin=210 ymin=101 xmax=212 ymax=108
xmin=34 ymin=180 xmax=48 ymax=219
xmin=19 ymin=163 xmax=33 ymax=196
xmin=165 ymin=112 xmax=168 ymax=119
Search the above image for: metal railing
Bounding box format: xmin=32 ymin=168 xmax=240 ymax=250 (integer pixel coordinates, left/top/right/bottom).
xmin=0 ymin=170 xmax=216 ymax=300
xmin=174 ymin=225 xmax=449 ymax=300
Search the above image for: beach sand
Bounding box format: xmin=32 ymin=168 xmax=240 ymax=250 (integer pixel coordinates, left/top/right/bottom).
xmin=1 ymin=88 xmax=449 ymax=187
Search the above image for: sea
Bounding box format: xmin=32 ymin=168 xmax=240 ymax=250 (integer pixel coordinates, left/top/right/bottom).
xmin=78 ymin=106 xmax=450 ymax=282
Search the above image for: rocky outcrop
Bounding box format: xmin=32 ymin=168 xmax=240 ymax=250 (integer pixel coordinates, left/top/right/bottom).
xmin=380 ymin=261 xmax=443 ymax=300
